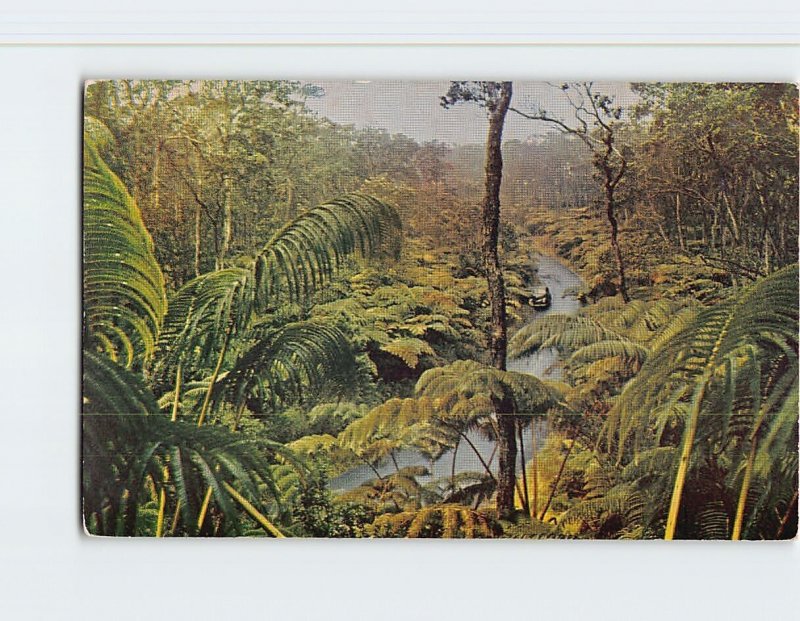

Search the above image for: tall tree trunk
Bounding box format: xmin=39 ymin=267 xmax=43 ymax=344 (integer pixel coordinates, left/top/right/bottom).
xmin=216 ymin=174 xmax=233 ymax=270
xmin=194 ymin=203 xmax=202 ymax=278
xmin=193 ymin=149 xmax=203 ymax=277
xmin=495 ymin=410 xmax=517 ymax=517
xmin=675 ymin=194 xmax=686 ymax=251
xmin=152 ymin=141 xmax=161 ymax=216
xmin=480 ymin=81 xmax=516 ymax=517
xmin=605 ymin=185 xmax=630 ymax=303
xmin=601 ymin=133 xmax=630 ymax=303
xmin=286 ymin=178 xmax=295 ymax=221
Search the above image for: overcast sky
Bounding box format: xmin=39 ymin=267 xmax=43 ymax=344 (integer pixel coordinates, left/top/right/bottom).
xmin=303 ymin=80 xmax=638 ymax=145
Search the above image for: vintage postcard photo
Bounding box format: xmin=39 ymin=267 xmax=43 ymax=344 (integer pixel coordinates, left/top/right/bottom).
xmin=82 ymin=80 xmax=798 ymax=539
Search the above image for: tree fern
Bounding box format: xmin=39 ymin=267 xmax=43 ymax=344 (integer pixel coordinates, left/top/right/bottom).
xmin=606 ymin=264 xmax=798 ymax=539
xmin=338 ymin=397 xmax=446 ymax=465
xmin=416 ymin=360 xmax=560 ymax=419
xmin=84 ymin=414 xmax=301 ymax=537
xmin=509 ymin=300 xmax=692 ymax=392
xmin=558 ymin=483 xmax=645 ymax=538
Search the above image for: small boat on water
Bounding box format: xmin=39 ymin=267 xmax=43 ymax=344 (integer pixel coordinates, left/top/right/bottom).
xmin=528 ymin=285 xmax=551 ymax=309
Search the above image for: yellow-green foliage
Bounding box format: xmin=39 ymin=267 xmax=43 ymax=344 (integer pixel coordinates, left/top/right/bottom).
xmin=416 ymin=360 xmax=560 ymax=418
xmin=368 ymin=504 xmax=497 ymax=538
xmin=337 ymin=397 xmax=448 ymax=463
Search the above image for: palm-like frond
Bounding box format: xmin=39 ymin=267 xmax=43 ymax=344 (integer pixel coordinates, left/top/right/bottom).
xmin=338 ymin=397 xmax=444 ymax=463
xmin=416 ymin=360 xmax=560 ymax=420
xmin=157 ymin=194 xmax=401 ymax=375
xmin=218 ymin=320 xmax=358 ymax=412
xmin=83 ymin=350 xmax=159 ymax=415
xmin=286 ymin=433 xmax=359 ymax=477
xmin=509 ymin=314 xmax=622 ymax=360
xmin=156 ymin=268 xmax=254 ymax=375
xmin=380 ymin=337 xmax=435 ymax=369
xmin=558 ymin=483 xmax=645 ymax=538
xmin=426 ymin=472 xmax=496 ymax=506
xmin=368 ymin=504 xmax=498 ymax=538
xmin=605 ymin=265 xmax=798 ymax=538
xmin=509 ymin=300 xmax=693 ymax=396
xmin=568 ymin=339 xmax=649 ymax=368
xmin=83 ymin=129 xmax=166 ymax=366
xmin=82 ymin=352 xmax=300 ymax=537
xmin=305 ymin=402 xmax=368 ymax=436
xmin=608 ymin=265 xmax=798 ymax=454
xmin=338 ymin=466 xmax=430 ymax=514
xmin=83 ymin=412 xmax=294 ymax=536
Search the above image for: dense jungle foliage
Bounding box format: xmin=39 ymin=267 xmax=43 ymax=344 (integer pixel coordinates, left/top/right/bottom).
xmin=83 ymin=80 xmax=798 ymax=539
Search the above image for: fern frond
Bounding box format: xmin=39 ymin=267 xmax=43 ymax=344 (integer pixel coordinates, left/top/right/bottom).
xmin=369 ymin=504 xmax=497 ymax=538
xmin=380 ymin=337 xmax=435 ymax=369
xmin=83 ymin=350 xmax=159 ymax=415
xmin=83 ymin=129 xmax=166 ymax=366
xmin=157 ymin=194 xmax=401 ymax=377
xmin=609 ymin=264 xmax=799 ymax=456
xmin=568 ymin=339 xmax=649 ymax=367
xmin=219 ymin=320 xmax=357 ymax=411
xmin=84 ymin=411 xmax=300 ymax=536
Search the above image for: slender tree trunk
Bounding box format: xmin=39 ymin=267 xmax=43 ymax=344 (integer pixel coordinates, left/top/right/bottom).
xmin=196 ymin=325 xmax=232 ymax=428
xmin=665 ymin=376 xmax=709 ymax=540
xmin=480 ymin=81 xmax=516 ymax=518
xmin=732 ymin=437 xmax=757 ymax=540
xmin=605 ymin=184 xmax=630 ymax=302
xmin=152 ymin=141 xmax=161 ymax=215
xmin=711 ymin=212 xmax=719 ymax=253
xmin=193 ymin=152 xmax=203 ymax=278
xmin=223 ymin=482 xmax=285 ymax=538
xmin=530 ymin=419 xmax=539 ymax=519
xmin=170 ymin=363 xmax=182 ymax=422
xmin=675 ymin=194 xmax=686 ymax=251
xmin=451 ymin=437 xmax=460 ymax=490
xmin=721 ymin=190 xmax=740 ymax=244
xmin=155 ymin=477 xmax=168 ymax=537
xmin=157 ymin=364 xmax=183 ymax=536
xmin=194 ymin=204 xmax=202 ymax=277
xmin=495 ymin=410 xmax=517 ymax=516
xmin=517 ymin=421 xmax=530 ymax=516
xmin=762 ymin=228 xmax=772 ymax=275
xmin=285 ymin=178 xmax=295 ymax=221
xmin=456 ymin=429 xmax=496 ymax=483
xmin=482 ymin=84 xmax=511 ymax=371
xmin=216 ymin=174 xmax=234 ymax=270
xmin=732 ymin=369 xmax=794 ymax=539
xmin=666 ymin=307 xmax=746 ymax=540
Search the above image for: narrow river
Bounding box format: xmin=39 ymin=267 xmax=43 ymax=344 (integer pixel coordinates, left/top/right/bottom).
xmin=330 ymin=253 xmax=585 ymax=492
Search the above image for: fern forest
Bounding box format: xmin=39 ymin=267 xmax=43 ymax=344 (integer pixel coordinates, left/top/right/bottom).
xmin=82 ymin=80 xmax=798 ymax=539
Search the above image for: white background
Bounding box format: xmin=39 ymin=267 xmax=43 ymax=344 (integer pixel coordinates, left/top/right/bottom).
xmin=1 ymin=2 xmax=799 ymax=619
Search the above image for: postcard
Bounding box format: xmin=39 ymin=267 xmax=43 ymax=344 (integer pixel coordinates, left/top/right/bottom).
xmin=82 ymin=80 xmax=798 ymax=539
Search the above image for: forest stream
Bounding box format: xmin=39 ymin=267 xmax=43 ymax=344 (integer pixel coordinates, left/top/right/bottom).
xmin=330 ymin=254 xmax=585 ymax=491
